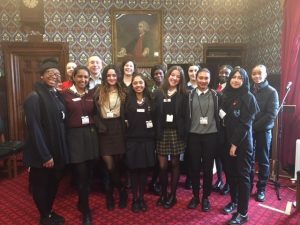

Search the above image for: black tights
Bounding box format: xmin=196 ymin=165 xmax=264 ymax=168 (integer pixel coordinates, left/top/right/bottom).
xmin=130 ymin=168 xmax=148 ymax=200
xmin=158 ymin=155 xmax=180 ymax=198
xmin=73 ymin=161 xmax=93 ymax=214
xmin=102 ymin=155 xmax=123 ymax=192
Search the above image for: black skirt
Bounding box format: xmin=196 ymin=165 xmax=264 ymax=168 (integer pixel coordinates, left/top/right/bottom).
xmin=126 ymin=139 xmax=155 ymax=169
xmin=67 ymin=126 xmax=99 ymax=163
xmin=98 ymin=118 xmax=125 ymax=156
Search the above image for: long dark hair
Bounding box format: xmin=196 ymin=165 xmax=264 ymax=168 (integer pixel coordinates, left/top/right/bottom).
xmin=126 ymin=73 xmax=154 ymax=112
xmin=161 ymin=65 xmax=186 ymax=97
xmin=97 ymin=64 xmax=127 ymax=104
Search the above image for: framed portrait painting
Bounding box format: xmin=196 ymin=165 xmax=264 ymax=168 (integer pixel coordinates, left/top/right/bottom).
xmin=111 ymin=9 xmax=163 ymax=67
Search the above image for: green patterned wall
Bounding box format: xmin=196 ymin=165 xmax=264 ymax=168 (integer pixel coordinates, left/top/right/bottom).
xmin=0 ymin=0 xmax=282 ymax=73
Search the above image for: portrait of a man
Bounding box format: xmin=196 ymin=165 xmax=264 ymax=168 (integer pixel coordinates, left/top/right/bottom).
xmin=112 ymin=9 xmax=162 ymax=67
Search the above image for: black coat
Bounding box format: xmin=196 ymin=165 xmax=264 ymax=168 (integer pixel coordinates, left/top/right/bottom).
xmin=23 ymin=82 xmax=69 ymax=168
xmin=251 ymin=80 xmax=279 ymax=132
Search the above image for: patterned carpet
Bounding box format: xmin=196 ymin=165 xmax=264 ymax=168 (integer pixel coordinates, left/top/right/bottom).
xmin=0 ymin=169 xmax=299 ymax=225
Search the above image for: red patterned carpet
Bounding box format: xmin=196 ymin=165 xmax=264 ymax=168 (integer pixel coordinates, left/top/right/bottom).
xmin=0 ymin=169 xmax=299 ymax=225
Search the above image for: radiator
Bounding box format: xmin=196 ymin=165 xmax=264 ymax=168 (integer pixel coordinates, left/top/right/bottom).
xmin=294 ymin=139 xmax=300 ymax=180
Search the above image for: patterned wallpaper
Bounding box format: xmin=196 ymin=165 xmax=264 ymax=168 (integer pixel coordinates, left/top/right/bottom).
xmin=0 ymin=0 xmax=282 ymax=75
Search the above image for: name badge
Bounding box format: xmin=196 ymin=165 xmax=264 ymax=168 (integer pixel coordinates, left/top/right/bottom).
xmin=72 ymin=97 xmax=81 ymax=101
xmin=163 ymin=98 xmax=171 ymax=102
xmin=219 ymin=109 xmax=226 ymax=119
xmin=200 ymin=116 xmax=208 ymax=125
xmin=146 ymin=120 xmax=153 ymax=128
xmin=81 ymin=116 xmax=89 ymax=124
xmin=166 ymin=114 xmax=173 ymax=122
xmin=137 ymin=108 xmax=145 ymax=113
xmin=107 ymin=112 xmax=114 ymax=118
xmin=61 ymin=111 xmax=65 ymax=120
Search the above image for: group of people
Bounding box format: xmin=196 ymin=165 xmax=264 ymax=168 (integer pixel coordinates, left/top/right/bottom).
xmin=23 ymin=55 xmax=279 ymax=225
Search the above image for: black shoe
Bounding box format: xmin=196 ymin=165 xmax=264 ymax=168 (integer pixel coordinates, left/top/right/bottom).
xmin=187 ymin=197 xmax=200 ymax=209
xmin=163 ymin=195 xmax=177 ymax=209
xmin=212 ymin=179 xmax=224 ymax=192
xmin=119 ymin=188 xmax=128 ymax=209
xmin=39 ymin=215 xmax=59 ymax=225
xmin=256 ymin=191 xmax=266 ymax=202
xmin=148 ymin=182 xmax=161 ymax=196
xmin=220 ymin=183 xmax=230 ymax=195
xmin=139 ymin=199 xmax=148 ymax=212
xmin=228 ymin=212 xmax=249 ymax=225
xmin=50 ymin=212 xmax=65 ymax=224
xmin=131 ymin=199 xmax=140 ymax=213
xmin=184 ymin=178 xmax=192 ymax=190
xmin=223 ymin=202 xmax=237 ymax=215
xmin=82 ymin=213 xmax=92 ymax=225
xmin=201 ymin=198 xmax=211 ymax=212
xmin=156 ymin=195 xmax=167 ymax=206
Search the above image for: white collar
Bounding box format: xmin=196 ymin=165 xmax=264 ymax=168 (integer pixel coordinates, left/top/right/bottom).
xmin=196 ymin=88 xmax=209 ymax=96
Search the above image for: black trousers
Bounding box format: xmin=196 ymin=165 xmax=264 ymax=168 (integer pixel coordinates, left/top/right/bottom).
xmin=188 ymin=132 xmax=217 ymax=199
xmin=29 ymin=167 xmax=64 ymax=218
xmin=250 ymin=130 xmax=272 ymax=191
xmin=226 ymin=137 xmax=253 ymax=215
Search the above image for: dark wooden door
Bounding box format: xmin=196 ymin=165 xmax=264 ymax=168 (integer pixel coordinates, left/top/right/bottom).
xmin=1 ymin=42 xmax=69 ymax=141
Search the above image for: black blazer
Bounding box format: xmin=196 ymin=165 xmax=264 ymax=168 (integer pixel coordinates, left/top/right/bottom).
xmin=154 ymin=90 xmax=188 ymax=141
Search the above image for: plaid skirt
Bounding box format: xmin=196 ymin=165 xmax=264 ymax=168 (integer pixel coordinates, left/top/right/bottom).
xmin=157 ymin=128 xmax=186 ymax=156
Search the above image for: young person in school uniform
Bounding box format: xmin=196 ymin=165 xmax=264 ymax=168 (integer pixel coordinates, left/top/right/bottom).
xmin=213 ymin=64 xmax=233 ymax=195
xmin=148 ymin=64 xmax=166 ymax=196
xmin=61 ymin=66 xmax=99 ymax=225
xmin=154 ymin=65 xmax=188 ymax=209
xmin=220 ymin=67 xmax=259 ymax=224
xmin=250 ymin=64 xmax=279 ymax=202
xmin=23 ymin=59 xmax=69 ymax=225
xmin=125 ymin=73 xmax=157 ymax=213
xmin=186 ymin=68 xmax=220 ymax=212
xmin=94 ymin=64 xmax=128 ymax=211
xmin=184 ymin=63 xmax=201 ymax=190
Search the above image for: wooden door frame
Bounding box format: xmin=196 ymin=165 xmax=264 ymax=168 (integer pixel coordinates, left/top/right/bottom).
xmin=1 ymin=42 xmax=69 ymax=140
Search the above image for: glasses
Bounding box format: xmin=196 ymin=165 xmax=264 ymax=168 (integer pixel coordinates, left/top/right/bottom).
xmin=45 ymin=70 xmax=61 ymax=78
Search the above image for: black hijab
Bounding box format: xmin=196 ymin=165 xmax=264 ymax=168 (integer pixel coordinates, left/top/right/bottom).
xmin=222 ymin=67 xmax=259 ymax=116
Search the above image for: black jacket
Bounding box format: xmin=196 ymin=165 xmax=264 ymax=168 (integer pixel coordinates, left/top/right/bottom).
xmin=251 ymin=80 xmax=279 ymax=132
xmin=154 ymin=90 xmax=188 ymax=141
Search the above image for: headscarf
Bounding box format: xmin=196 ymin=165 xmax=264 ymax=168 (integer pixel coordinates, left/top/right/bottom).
xmin=222 ymin=67 xmax=259 ymax=115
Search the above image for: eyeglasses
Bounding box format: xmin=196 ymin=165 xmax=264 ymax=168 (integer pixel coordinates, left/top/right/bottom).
xmin=45 ymin=70 xmax=61 ymax=78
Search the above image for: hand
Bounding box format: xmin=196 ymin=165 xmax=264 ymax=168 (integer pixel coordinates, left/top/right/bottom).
xmin=229 ymin=144 xmax=237 ymax=157
xmin=43 ymin=158 xmax=54 ymax=168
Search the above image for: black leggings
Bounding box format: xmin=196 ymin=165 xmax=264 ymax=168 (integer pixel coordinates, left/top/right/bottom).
xmin=158 ymin=155 xmax=180 ymax=198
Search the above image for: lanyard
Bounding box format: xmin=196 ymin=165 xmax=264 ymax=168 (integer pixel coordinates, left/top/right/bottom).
xmin=197 ymin=92 xmax=210 ymax=117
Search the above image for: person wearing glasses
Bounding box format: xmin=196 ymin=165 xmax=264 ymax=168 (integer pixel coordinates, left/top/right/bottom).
xmin=23 ymin=58 xmax=69 ymax=225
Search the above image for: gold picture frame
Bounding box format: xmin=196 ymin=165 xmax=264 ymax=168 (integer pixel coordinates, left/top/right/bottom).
xmin=111 ymin=9 xmax=163 ymax=67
